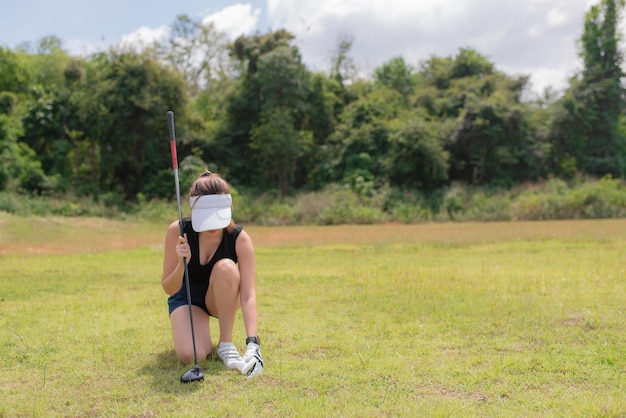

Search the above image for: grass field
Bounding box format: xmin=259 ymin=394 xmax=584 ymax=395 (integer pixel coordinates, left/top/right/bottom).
xmin=1 ymin=212 xmax=625 ymax=417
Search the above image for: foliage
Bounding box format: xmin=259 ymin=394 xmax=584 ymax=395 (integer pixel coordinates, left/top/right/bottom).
xmin=386 ymin=114 xmax=450 ymax=190
xmin=549 ymin=0 xmax=626 ymax=177
xmin=0 ymin=46 xmax=31 ymax=93
xmin=0 ymin=191 xmax=114 ymax=217
xmin=2 ymin=0 xmax=626 ymax=213
xmin=513 ymin=175 xmax=626 ymax=220
xmin=77 ymin=50 xmax=187 ymax=200
xmin=6 ymin=176 xmax=626 ymax=227
xmin=416 ymin=49 xmax=541 ymax=186
xmin=220 ymin=30 xmax=313 ymax=195
xmin=155 ymin=15 xmax=232 ymax=96
xmin=326 ymin=86 xmax=401 ymax=186
xmin=0 ymin=109 xmax=47 ymax=193
xmin=329 ymin=34 xmax=358 ymax=86
xmin=375 ymin=56 xmax=417 ymax=100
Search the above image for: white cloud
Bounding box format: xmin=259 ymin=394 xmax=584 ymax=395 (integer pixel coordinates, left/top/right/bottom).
xmin=202 ymin=3 xmax=261 ymax=40
xmin=266 ymin=0 xmax=599 ymax=94
xmin=63 ymin=25 xmax=170 ymax=56
xmin=57 ymin=4 xmax=260 ymax=57
xmin=64 ymin=38 xmax=108 ymax=57
xmin=118 ymin=25 xmax=170 ymax=50
xmin=547 ymin=7 xmax=568 ymax=27
xmin=55 ymin=0 xmax=605 ymax=96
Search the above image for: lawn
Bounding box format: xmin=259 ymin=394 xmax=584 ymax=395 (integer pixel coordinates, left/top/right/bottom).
xmin=0 ymin=213 xmax=625 ymax=417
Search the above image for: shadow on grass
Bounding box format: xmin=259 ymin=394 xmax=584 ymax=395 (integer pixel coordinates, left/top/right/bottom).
xmin=138 ymin=349 xmax=229 ymax=393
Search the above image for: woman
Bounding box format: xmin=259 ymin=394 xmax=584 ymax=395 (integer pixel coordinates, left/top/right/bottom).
xmin=161 ymin=170 xmax=263 ymax=377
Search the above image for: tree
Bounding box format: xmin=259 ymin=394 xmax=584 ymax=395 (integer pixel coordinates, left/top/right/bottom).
xmin=450 ymin=47 xmax=494 ymax=79
xmin=256 ymin=45 xmax=308 ymax=114
xmin=580 ymin=0 xmax=625 ymax=176
xmin=15 ymin=43 xmax=83 ymax=193
xmin=298 ymin=74 xmax=341 ymax=189
xmin=385 ymin=115 xmax=449 ymax=190
xmin=0 ymin=94 xmax=46 ymax=193
xmin=325 ymin=86 xmax=402 ymax=187
xmin=0 ymin=47 xmax=31 ymax=94
xmin=375 ymin=56 xmax=417 ymax=101
xmin=416 ymin=48 xmax=540 ymax=185
xmin=551 ymin=0 xmax=625 ymax=177
xmin=416 ymin=49 xmax=493 ymax=118
xmin=77 ymin=50 xmax=187 ymax=199
xmin=329 ymin=34 xmax=358 ymax=86
xmin=218 ymin=30 xmax=311 ymax=194
xmin=306 ymin=73 xmax=339 ymax=144
xmin=251 ymin=108 xmax=309 ymax=196
xmin=255 ymin=44 xmax=312 ymax=194
xmin=450 ymin=85 xmax=534 ymax=185
xmin=156 ymin=15 xmax=232 ymax=96
xmin=29 ymin=36 xmax=72 ymax=88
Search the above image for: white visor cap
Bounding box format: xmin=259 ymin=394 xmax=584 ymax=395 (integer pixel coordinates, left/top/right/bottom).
xmin=189 ymin=194 xmax=232 ymax=231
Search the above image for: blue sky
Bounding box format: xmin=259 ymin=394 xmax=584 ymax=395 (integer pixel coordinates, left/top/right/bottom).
xmin=1 ymin=1 xmax=265 ymax=45
xmin=0 ymin=0 xmax=604 ymax=95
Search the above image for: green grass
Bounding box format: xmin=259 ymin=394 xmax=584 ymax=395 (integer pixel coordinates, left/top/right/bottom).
xmin=1 ymin=214 xmax=625 ymax=416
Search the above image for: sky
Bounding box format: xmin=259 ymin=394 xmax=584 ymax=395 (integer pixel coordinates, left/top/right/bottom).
xmin=0 ymin=0 xmax=605 ymax=96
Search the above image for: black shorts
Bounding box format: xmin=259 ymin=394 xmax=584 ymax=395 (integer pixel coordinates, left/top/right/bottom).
xmin=167 ymin=291 xmax=215 ymax=317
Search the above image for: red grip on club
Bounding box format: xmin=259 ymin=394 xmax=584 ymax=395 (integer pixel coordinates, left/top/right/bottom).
xmin=167 ymin=111 xmax=178 ymax=169
xmin=170 ymin=141 xmax=178 ymax=169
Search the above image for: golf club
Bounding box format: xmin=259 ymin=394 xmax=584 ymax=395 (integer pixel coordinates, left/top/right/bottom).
xmin=167 ymin=110 xmax=204 ymax=383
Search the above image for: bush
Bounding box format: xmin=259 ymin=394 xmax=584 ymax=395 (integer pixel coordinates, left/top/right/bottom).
xmin=3 ymin=177 xmax=626 ymax=225
xmin=133 ymin=194 xmax=177 ymax=223
xmin=513 ymin=176 xmax=626 ymax=220
xmin=292 ymin=191 xmax=333 ymax=224
xmin=0 ymin=191 xmax=110 ymax=217
xmin=390 ymin=202 xmax=432 ymax=223
xmin=464 ymin=192 xmax=512 ymax=221
xmin=442 ymin=185 xmax=466 ymax=220
xmin=316 ymin=185 xmax=387 ymax=225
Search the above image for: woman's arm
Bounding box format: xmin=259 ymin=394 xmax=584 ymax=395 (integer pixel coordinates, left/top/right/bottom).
xmin=236 ymin=229 xmax=258 ymax=337
xmin=161 ymin=221 xmax=189 ymax=296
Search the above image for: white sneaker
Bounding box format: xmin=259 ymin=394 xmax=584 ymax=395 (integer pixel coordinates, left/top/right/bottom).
xmin=217 ymin=342 xmax=245 ymax=371
xmin=242 ymin=343 xmax=264 ymax=378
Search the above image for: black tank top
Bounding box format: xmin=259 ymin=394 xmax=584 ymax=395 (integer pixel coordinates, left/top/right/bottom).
xmin=178 ymin=218 xmax=242 ymax=298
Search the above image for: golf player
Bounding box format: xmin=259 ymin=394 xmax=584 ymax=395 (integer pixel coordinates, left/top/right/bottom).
xmin=161 ymin=170 xmax=263 ymax=377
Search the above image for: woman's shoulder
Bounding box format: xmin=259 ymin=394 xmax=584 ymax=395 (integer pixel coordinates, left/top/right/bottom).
xmin=166 ymin=220 xmax=180 ymax=235
xmin=233 ymin=226 xmax=253 ymax=244
xmin=234 ymin=227 xmax=254 ymax=257
xmin=166 ymin=218 xmax=197 ymax=238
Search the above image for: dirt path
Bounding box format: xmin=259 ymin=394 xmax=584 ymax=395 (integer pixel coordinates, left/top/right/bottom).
xmin=2 ymin=212 xmax=625 ymax=256
xmin=0 ymin=214 xmax=165 ymax=255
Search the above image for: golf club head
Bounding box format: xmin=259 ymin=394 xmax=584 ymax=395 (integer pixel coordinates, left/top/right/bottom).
xmin=180 ymin=366 xmax=204 ymax=383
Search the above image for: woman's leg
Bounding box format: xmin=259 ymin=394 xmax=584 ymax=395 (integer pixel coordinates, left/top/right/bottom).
xmin=169 ymin=305 xmax=212 ymax=364
xmin=206 ymin=258 xmax=241 ymax=344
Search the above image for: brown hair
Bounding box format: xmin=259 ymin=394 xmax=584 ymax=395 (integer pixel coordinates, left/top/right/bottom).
xmin=189 ymin=169 xmax=236 ymax=232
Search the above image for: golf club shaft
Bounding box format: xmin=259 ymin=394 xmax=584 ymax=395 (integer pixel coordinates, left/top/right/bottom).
xmin=167 ymin=111 xmax=200 ymax=369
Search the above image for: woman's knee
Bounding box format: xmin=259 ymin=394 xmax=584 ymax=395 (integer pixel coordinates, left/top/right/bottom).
xmin=212 ymin=259 xmax=240 ymax=285
xmin=176 ymin=348 xmax=195 ymax=365
xmin=176 ymin=344 xmax=211 ymax=364
xmin=171 ymin=306 xmax=212 ymax=363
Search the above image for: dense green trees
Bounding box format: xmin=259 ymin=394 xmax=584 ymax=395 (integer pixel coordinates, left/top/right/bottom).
xmin=79 ymin=51 xmax=186 ymax=198
xmin=549 ymin=0 xmax=625 ymax=178
xmin=1 ymin=0 xmax=625 ymax=205
xmin=216 ymin=30 xmax=316 ymax=195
